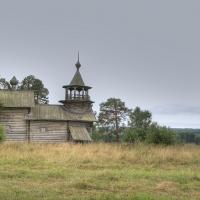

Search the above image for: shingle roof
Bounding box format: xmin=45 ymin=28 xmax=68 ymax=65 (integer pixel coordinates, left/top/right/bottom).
xmin=69 ymin=126 xmax=92 ymax=141
xmin=0 ymin=90 xmax=35 ymax=107
xmin=26 ymin=104 xmax=96 ymax=122
xmin=70 ymin=70 xmax=85 ymax=86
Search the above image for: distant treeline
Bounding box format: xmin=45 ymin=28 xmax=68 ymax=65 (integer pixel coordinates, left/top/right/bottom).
xmin=173 ymin=129 xmax=200 ymax=145
xmin=92 ymin=126 xmax=200 ymax=145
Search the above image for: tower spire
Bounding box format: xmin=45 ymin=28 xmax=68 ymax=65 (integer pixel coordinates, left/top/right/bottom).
xmin=75 ymin=51 xmax=81 ymax=70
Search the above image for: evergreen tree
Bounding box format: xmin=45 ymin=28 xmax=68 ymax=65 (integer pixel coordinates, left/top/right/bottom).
xmin=98 ymin=98 xmax=129 ymax=142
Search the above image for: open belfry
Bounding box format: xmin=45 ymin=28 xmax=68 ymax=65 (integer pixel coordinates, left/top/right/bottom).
xmin=0 ymin=55 xmax=96 ymax=142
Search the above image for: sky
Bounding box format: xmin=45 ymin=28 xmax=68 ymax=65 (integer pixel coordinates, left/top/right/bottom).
xmin=0 ymin=0 xmax=200 ymax=128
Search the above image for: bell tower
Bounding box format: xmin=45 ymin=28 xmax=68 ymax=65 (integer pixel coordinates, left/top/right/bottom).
xmin=59 ymin=53 xmax=94 ymax=113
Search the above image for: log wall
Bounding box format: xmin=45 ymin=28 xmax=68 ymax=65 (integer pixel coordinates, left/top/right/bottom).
xmin=29 ymin=121 xmax=67 ymax=143
xmin=0 ymin=108 xmax=93 ymax=142
xmin=0 ymin=108 xmax=29 ymax=141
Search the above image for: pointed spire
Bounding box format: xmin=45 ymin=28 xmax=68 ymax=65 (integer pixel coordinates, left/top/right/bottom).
xmin=69 ymin=52 xmax=85 ymax=86
xmin=75 ymin=51 xmax=81 ymax=70
xmin=78 ymin=51 xmax=79 ymax=62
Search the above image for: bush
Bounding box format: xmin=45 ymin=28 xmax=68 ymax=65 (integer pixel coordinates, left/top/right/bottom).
xmin=0 ymin=125 xmax=5 ymax=142
xmin=91 ymin=126 xmax=116 ymax=142
xmin=146 ymin=123 xmax=176 ymax=145
xmin=92 ymin=131 xmax=115 ymax=142
xmin=122 ymin=128 xmax=147 ymax=143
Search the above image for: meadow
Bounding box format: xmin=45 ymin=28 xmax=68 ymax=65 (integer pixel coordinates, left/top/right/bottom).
xmin=0 ymin=143 xmax=199 ymax=200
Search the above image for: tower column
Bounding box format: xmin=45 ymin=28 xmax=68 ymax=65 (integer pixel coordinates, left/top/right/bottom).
xmin=65 ymin=89 xmax=68 ymax=100
xmin=70 ymin=89 xmax=72 ymax=99
xmin=74 ymin=87 xmax=77 ymax=99
xmin=78 ymin=90 xmax=81 ymax=99
xmin=82 ymin=88 xmax=85 ymax=99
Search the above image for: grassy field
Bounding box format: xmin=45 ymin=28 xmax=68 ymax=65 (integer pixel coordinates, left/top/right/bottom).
xmin=0 ymin=143 xmax=199 ymax=200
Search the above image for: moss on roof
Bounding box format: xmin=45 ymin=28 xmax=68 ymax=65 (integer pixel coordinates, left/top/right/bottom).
xmin=0 ymin=90 xmax=35 ymax=107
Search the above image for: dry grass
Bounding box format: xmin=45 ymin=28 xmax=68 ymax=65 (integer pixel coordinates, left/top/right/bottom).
xmin=0 ymin=142 xmax=200 ymax=200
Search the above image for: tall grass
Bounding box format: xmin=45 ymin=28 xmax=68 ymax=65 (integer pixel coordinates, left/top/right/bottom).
xmin=0 ymin=143 xmax=199 ymax=165
xmin=0 ymin=143 xmax=199 ymax=200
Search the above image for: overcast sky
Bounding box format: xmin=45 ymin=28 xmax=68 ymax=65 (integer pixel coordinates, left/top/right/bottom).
xmin=0 ymin=0 xmax=200 ymax=128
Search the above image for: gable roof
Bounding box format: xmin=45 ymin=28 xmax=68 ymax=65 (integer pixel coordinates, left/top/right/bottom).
xmin=0 ymin=90 xmax=35 ymax=107
xmin=26 ymin=104 xmax=96 ymax=122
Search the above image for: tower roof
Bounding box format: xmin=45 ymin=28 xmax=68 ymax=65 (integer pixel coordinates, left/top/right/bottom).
xmin=68 ymin=53 xmax=86 ymax=87
xmin=70 ymin=70 xmax=85 ymax=86
xmin=60 ymin=53 xmax=93 ymax=104
xmin=63 ymin=53 xmax=92 ymax=90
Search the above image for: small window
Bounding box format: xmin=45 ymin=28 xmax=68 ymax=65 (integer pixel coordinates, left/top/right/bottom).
xmin=40 ymin=127 xmax=46 ymax=133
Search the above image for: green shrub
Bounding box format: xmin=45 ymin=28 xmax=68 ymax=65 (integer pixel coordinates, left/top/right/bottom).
xmin=0 ymin=125 xmax=5 ymax=142
xmin=122 ymin=128 xmax=147 ymax=143
xmin=146 ymin=123 xmax=176 ymax=145
xmin=91 ymin=126 xmax=116 ymax=143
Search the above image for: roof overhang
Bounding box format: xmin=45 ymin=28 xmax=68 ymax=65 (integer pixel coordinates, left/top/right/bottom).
xmin=63 ymin=85 xmax=92 ymax=90
xmin=69 ymin=126 xmax=92 ymax=141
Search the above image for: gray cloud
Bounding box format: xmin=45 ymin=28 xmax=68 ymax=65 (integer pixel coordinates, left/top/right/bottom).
xmin=152 ymin=105 xmax=200 ymax=115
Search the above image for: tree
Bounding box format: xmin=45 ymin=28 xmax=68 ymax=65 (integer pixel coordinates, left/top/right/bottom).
xmin=129 ymin=107 xmax=152 ymax=129
xmin=123 ymin=107 xmax=176 ymax=145
xmin=98 ymin=98 xmax=129 ymax=142
xmin=0 ymin=75 xmax=49 ymax=104
xmin=122 ymin=127 xmax=146 ymax=143
xmin=0 ymin=76 xmax=19 ymax=90
xmin=0 ymin=78 xmax=11 ymax=90
xmin=92 ymin=125 xmax=116 ymax=142
xmin=146 ymin=123 xmax=176 ymax=145
xmin=20 ymin=75 xmax=49 ymax=104
xmin=123 ymin=107 xmax=152 ymax=143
